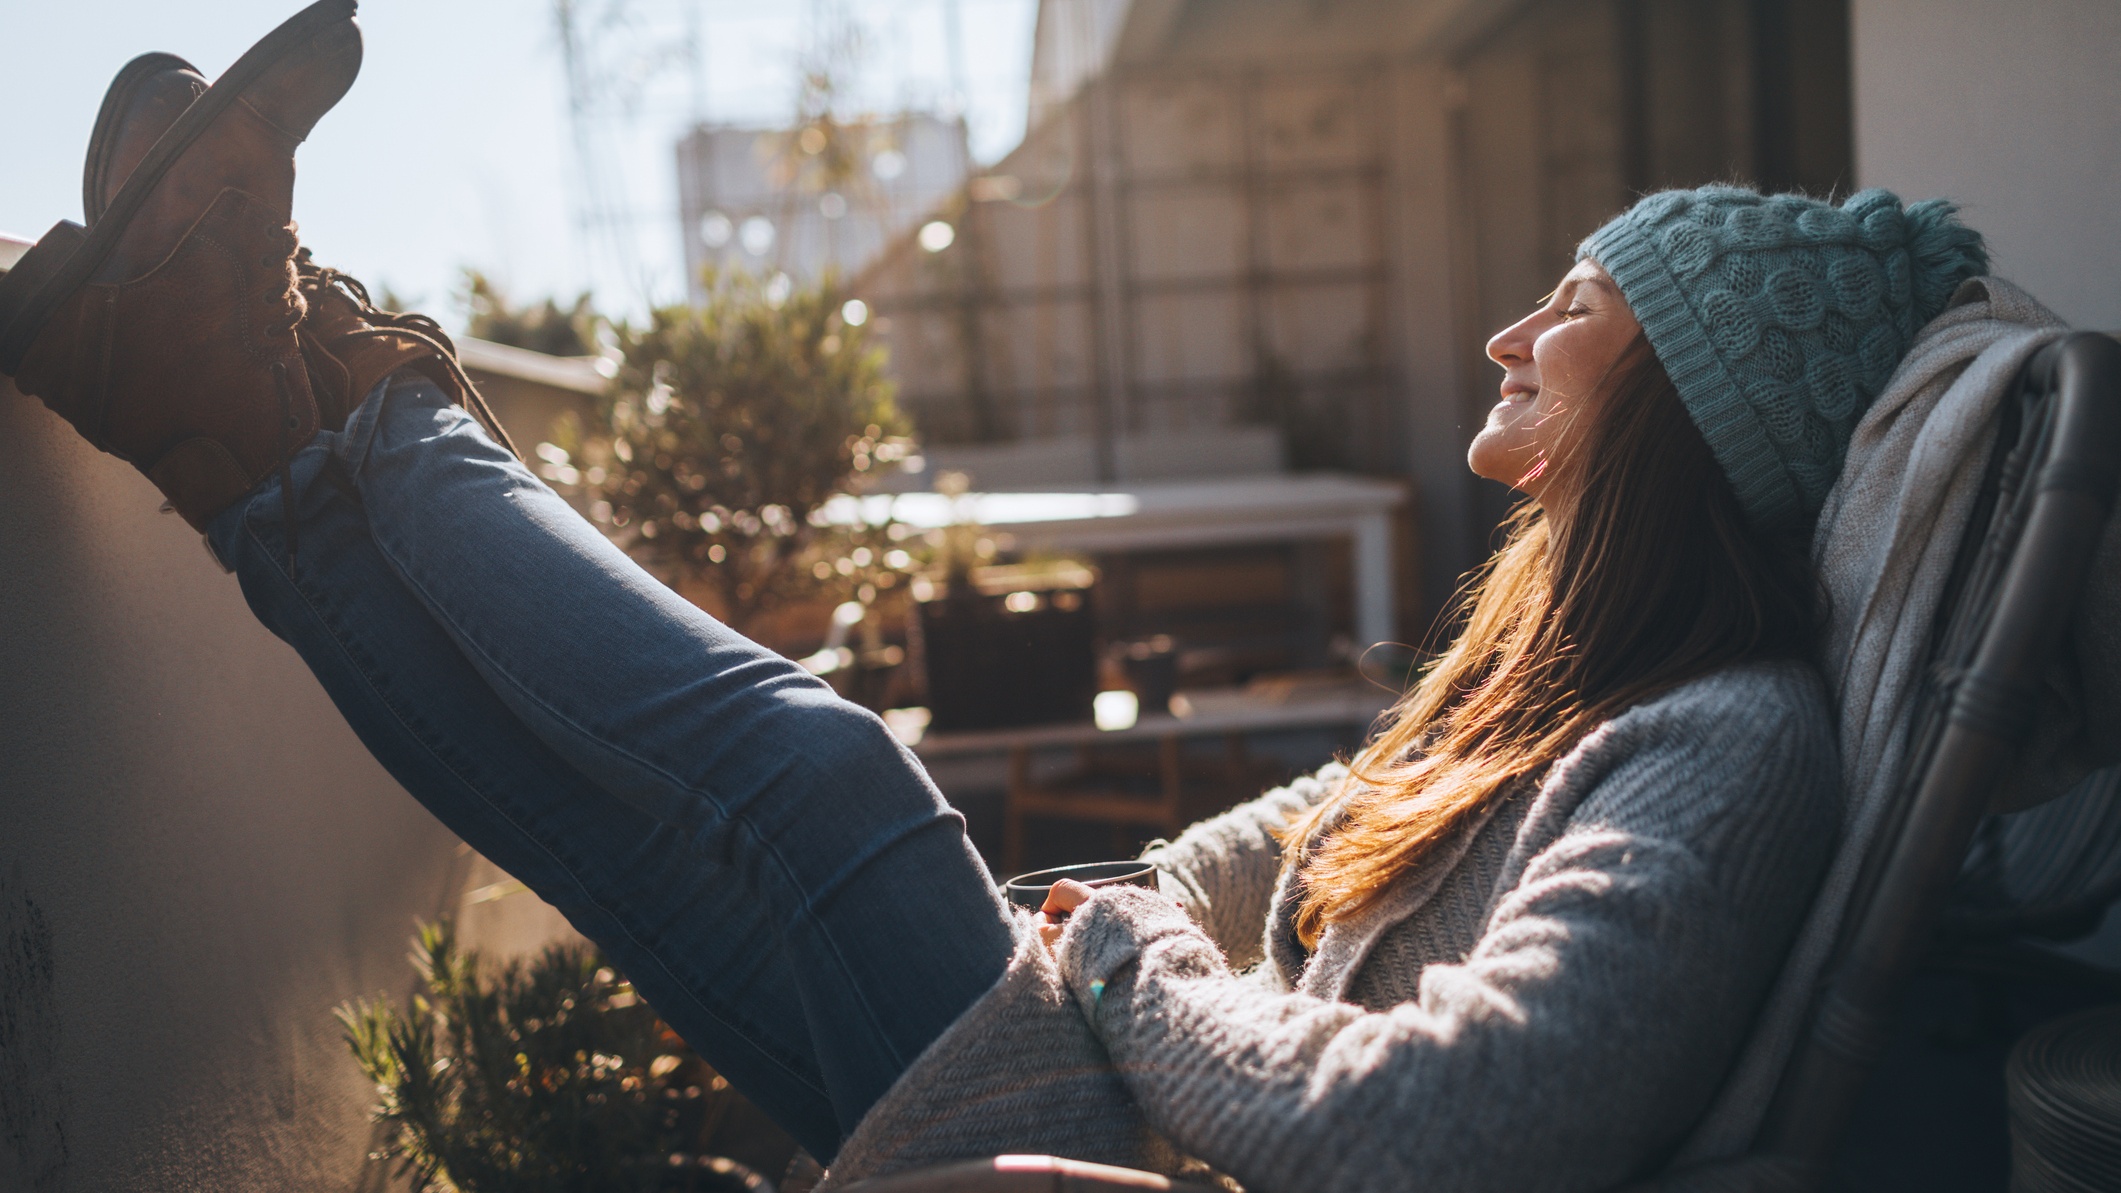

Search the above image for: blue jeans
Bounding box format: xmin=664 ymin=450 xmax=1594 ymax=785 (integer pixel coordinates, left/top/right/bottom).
xmin=206 ymin=374 xmax=1016 ymax=1161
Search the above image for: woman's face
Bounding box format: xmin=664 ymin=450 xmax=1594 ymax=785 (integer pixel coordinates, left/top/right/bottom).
xmin=1469 ymin=259 xmax=1643 ymax=500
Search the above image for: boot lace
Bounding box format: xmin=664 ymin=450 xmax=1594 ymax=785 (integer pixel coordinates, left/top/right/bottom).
xmin=267 ymin=223 xmax=307 ymax=337
xmin=267 ymin=224 xmax=307 ymax=568
xmin=292 ymin=247 xmax=521 ymax=460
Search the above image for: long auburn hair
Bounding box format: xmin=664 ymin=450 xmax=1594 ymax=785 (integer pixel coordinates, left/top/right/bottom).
xmin=1286 ymin=334 xmax=1820 ymax=948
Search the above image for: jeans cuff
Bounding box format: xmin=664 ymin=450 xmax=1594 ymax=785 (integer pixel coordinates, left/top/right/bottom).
xmin=334 ymin=370 xmax=426 ymax=476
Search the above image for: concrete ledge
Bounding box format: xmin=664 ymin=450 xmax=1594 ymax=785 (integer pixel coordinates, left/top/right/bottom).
xmin=1 ymin=230 xmax=31 ymax=273
xmin=458 ymin=335 xmax=610 ymax=395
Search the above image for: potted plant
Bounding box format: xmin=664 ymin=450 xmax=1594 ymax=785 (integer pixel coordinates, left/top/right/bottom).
xmin=339 ymin=921 xmax=798 ymax=1192
xmin=536 ymin=271 xmax=926 ymax=704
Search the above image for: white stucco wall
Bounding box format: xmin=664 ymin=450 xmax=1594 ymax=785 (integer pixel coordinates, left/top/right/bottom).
xmin=0 ymin=370 xmax=571 ymax=1190
xmin=1853 ymin=0 xmax=2121 ymax=330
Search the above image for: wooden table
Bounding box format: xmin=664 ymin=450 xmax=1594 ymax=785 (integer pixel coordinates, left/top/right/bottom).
xmin=912 ymin=681 xmax=1394 ymax=870
xmin=824 ymin=473 xmax=1409 ymax=651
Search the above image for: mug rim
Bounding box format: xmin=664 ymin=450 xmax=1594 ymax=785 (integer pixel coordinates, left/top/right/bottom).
xmin=1002 ymin=859 xmax=1159 ymax=907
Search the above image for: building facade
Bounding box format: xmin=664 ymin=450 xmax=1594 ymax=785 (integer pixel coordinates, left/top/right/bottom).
xmin=676 ymin=112 xmax=970 ymax=301
xmin=854 ymin=0 xmax=1852 ymax=623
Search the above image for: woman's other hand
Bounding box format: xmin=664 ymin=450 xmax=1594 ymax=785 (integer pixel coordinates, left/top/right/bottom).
xmin=1037 ymin=878 xmax=1094 ymax=950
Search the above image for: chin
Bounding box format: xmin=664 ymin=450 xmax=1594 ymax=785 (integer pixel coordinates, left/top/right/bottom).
xmin=1467 ymin=441 xmax=1541 ymax=498
xmin=1468 ymin=459 xmax=1517 ymax=489
xmin=1466 ymin=433 xmax=1510 ymax=485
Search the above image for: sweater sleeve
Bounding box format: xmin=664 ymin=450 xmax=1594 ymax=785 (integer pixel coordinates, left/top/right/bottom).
xmin=1138 ymin=762 xmax=1346 ymax=970
xmin=1055 ymin=669 xmax=1838 ymax=1193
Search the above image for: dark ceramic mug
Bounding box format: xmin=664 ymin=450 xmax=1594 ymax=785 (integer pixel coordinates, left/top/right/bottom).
xmin=1003 ymin=860 xmax=1160 ymax=912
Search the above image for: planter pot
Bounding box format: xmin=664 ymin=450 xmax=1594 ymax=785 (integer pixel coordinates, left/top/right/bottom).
xmin=918 ymin=583 xmax=1097 ymax=732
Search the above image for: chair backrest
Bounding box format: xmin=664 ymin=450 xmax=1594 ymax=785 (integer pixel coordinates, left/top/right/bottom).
xmin=1749 ymin=331 xmax=2121 ymax=1184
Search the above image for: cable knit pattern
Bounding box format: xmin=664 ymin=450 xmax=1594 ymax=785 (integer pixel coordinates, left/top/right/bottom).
xmin=827 ymin=662 xmax=1838 ymax=1192
xmin=1342 ymin=789 xmax=1535 ymax=1010
xmin=1579 ymin=186 xmax=1987 ymax=530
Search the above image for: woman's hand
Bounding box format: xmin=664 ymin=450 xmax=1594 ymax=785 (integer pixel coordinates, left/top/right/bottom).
xmin=1037 ymin=878 xmax=1095 ymax=951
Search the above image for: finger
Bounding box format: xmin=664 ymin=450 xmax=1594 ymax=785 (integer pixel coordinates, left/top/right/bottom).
xmin=1043 ymin=878 xmax=1094 ymax=914
xmin=1038 ymin=922 xmax=1065 ymax=949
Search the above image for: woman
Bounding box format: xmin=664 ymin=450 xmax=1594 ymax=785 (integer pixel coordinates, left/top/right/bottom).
xmin=0 ymin=36 xmax=1991 ymax=1193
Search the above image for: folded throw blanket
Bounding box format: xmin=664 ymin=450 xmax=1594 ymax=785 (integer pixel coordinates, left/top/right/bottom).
xmin=1674 ymin=276 xmax=2100 ymax=1161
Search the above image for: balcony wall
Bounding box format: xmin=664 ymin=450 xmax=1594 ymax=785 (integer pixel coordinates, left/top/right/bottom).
xmin=0 ymin=370 xmax=564 ymax=1187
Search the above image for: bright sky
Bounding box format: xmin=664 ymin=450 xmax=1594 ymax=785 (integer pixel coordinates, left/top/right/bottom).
xmin=0 ymin=0 xmax=1038 ymax=327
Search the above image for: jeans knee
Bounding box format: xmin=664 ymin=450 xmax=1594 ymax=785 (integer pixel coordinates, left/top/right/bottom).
xmin=792 ymin=700 xmax=907 ymax=775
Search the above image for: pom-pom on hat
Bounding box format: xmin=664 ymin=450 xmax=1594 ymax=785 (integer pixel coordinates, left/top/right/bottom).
xmin=1578 ymin=186 xmax=1987 ymax=530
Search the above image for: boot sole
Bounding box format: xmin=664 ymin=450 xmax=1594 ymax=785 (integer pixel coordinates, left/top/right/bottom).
xmin=0 ymin=0 xmax=360 ymax=373
xmin=83 ymin=51 xmax=204 ymax=225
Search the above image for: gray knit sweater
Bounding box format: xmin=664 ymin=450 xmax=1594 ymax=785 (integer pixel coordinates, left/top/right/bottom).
xmin=826 ymin=661 xmax=1839 ymax=1193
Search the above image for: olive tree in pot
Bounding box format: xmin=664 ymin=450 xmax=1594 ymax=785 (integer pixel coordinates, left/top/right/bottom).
xmin=537 ymin=271 xmax=927 ymax=700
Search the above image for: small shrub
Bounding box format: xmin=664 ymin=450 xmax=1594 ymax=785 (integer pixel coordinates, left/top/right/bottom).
xmin=461 ymin=270 xmax=599 ymax=358
xmin=339 ymin=921 xmax=785 ymax=1193
xmin=540 ymin=270 xmax=920 ymax=640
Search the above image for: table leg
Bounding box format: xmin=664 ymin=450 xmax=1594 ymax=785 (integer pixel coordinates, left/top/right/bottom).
xmin=1353 ymin=511 xmax=1396 ymax=650
xmin=1157 ymin=734 xmax=1184 ymax=841
xmin=1003 ymin=745 xmax=1031 ymax=873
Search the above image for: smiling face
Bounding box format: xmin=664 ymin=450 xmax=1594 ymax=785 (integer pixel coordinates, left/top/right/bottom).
xmin=1468 ymin=259 xmax=1645 ymax=501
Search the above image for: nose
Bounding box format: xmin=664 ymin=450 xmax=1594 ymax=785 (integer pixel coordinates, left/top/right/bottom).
xmin=1487 ymin=308 xmax=1541 ymax=368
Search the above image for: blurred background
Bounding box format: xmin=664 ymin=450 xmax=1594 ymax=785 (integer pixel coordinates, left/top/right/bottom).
xmin=3 ymin=1 xmax=2120 ymax=1190
xmin=0 ymin=0 xmax=1042 ymax=319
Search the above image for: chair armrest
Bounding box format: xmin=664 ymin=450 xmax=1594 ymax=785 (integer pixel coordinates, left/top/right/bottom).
xmin=840 ymin=1155 xmax=1221 ymax=1193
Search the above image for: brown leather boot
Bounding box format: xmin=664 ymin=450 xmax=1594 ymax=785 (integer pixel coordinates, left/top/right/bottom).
xmin=71 ymin=49 xmax=518 ymax=457
xmin=0 ymin=0 xmax=360 ymax=531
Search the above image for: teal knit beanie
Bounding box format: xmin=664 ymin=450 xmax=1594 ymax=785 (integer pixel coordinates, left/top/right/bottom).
xmin=1578 ymin=186 xmax=1988 ymax=530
